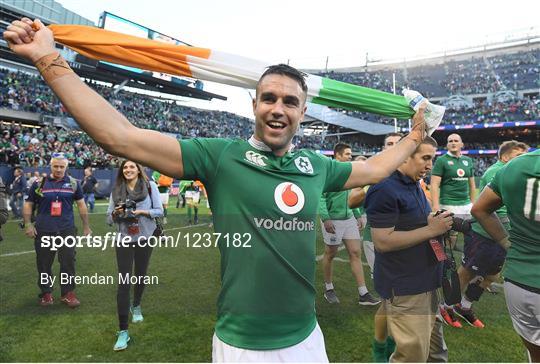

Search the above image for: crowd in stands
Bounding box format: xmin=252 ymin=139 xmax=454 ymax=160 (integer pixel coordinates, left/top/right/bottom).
xmin=444 ymin=98 xmax=539 ymax=125
xmin=320 ymin=50 xmax=539 ymax=98
xmin=1 ymin=46 xmax=538 ymax=174
xmin=0 ymin=122 xmax=119 ymax=168
xmin=1 ymin=119 xmax=510 ymax=177
xmin=1 ymin=68 xmax=254 ymax=139
xmin=333 ymin=96 xmax=539 ymax=127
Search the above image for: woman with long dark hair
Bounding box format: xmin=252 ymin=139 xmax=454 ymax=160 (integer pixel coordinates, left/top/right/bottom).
xmin=107 ymin=160 xmax=163 ymax=351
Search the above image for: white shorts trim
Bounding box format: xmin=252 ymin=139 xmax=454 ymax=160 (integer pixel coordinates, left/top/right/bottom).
xmin=212 ymin=323 xmax=328 ymax=363
xmin=440 ymin=203 xmax=472 ymax=219
xmin=321 ymin=217 xmax=360 ymax=246
xmin=504 ymin=281 xmax=540 ymax=346
xmin=159 ymin=192 xmax=170 ymax=205
xmin=185 ymin=191 xmax=201 ymax=203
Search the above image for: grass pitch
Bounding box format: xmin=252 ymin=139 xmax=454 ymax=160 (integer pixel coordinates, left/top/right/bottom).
xmin=0 ymin=201 xmax=527 ymax=362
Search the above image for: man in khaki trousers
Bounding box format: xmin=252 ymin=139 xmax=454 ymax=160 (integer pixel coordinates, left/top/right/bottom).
xmin=365 ymin=136 xmax=453 ymax=362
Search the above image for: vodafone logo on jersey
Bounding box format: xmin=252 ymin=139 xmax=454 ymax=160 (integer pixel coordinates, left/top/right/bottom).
xmin=274 ymin=182 xmax=305 ymax=214
xmin=457 ymin=168 xmax=465 ymax=177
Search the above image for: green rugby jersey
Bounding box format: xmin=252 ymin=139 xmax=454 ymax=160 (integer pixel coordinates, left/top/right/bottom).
xmin=489 ymin=150 xmax=540 ymax=289
xmin=180 ymin=137 xmax=352 ymax=349
xmin=151 ymin=171 xmax=171 ymax=194
xmin=432 ymin=153 xmax=474 ymax=206
xmin=472 ymin=160 xmax=510 ymax=238
xmin=319 ymin=190 xmax=357 ymax=221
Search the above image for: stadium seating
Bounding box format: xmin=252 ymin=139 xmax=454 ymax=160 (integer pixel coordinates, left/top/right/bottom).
xmin=319 ymin=50 xmax=539 ymax=97
xmin=1 ymin=45 xmax=538 ymax=178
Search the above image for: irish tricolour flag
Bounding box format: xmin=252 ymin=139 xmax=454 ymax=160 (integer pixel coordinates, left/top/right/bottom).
xmin=50 ymin=24 xmax=419 ymax=120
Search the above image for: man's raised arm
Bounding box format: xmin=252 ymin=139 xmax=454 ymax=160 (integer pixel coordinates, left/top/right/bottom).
xmin=3 ymin=18 xmax=184 ymax=178
xmin=343 ymin=104 xmax=427 ymax=189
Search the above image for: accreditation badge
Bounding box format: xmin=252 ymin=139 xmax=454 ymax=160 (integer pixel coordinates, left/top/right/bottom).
xmin=429 ymin=239 xmax=447 ymax=262
xmin=51 ymin=201 xmax=62 ymax=217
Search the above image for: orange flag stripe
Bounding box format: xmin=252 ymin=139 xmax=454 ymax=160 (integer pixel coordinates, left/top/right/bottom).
xmin=49 ymin=24 xmax=211 ymax=78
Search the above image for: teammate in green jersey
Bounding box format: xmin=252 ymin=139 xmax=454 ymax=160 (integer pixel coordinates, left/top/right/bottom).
xmin=176 ymin=180 xmax=192 ymax=208
xmin=320 ymin=143 xmax=379 ymax=306
xmin=452 ymin=141 xmax=529 ymax=329
xmin=431 ymin=133 xmax=476 ymax=328
xmin=5 ymin=22 xmax=434 ymax=360
xmin=151 ymin=171 xmax=173 ymax=224
xmin=472 ymin=149 xmax=540 ymax=362
xmin=431 ymin=133 xmax=476 ymax=218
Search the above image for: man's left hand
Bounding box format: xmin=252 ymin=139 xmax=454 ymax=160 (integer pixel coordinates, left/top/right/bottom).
xmin=82 ymin=226 xmax=92 ymax=236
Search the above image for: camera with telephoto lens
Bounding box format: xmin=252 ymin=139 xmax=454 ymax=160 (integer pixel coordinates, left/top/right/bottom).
xmin=433 ymin=209 xmax=470 ymax=305
xmin=116 ymin=199 xmax=137 ymax=219
xmin=434 ymin=209 xmax=472 ymax=233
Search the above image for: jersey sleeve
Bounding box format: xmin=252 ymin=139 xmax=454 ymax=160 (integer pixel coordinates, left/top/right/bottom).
xmin=365 ymin=185 xmax=399 ymax=229
xmin=321 ymin=156 xmax=352 ymax=192
xmin=180 ymin=138 xmax=232 ymax=184
xmin=478 ymin=171 xmax=489 ymax=192
xmin=431 ymin=156 xmax=444 ymax=177
xmin=319 ymin=193 xmax=330 ymax=221
xmin=487 ymin=167 xmax=504 ymax=198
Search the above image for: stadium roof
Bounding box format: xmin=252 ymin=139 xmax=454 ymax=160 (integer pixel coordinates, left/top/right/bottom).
xmin=1 ymin=0 xmax=94 ymax=26
xmin=306 ymin=104 xmax=395 ymax=136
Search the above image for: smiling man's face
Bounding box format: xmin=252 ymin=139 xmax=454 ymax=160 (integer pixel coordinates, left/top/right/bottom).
xmin=253 ymin=74 xmax=307 ymax=156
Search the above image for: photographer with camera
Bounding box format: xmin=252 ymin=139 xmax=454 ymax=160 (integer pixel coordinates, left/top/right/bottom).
xmin=365 ymin=136 xmax=453 ymax=362
xmin=107 ymin=159 xmax=163 ymax=351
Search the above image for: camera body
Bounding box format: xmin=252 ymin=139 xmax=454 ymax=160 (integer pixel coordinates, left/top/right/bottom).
xmin=116 ymin=198 xmax=137 ymax=219
xmin=434 ymin=209 xmax=472 ymax=233
xmin=433 ymin=209 xmax=471 ymax=305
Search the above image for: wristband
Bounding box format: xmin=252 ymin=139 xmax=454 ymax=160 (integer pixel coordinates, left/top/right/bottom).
xmin=35 ymin=52 xmax=74 ymax=82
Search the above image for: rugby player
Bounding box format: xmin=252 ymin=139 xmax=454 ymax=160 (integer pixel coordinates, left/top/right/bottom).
xmin=471 ymin=149 xmax=539 ymax=362
xmin=4 ymin=20 xmax=433 ymax=361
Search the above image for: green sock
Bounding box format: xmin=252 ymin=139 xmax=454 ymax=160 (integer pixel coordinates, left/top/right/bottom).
xmin=163 ymin=207 xmax=167 ymax=217
xmin=385 ymin=336 xmax=396 ymax=362
xmin=187 ymin=206 xmax=192 ymax=220
xmin=372 ymin=338 xmax=387 ymax=363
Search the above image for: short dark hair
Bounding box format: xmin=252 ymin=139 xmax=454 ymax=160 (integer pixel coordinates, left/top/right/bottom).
xmin=258 ymin=64 xmax=308 ymax=94
xmin=498 ymin=140 xmax=529 ymax=159
xmin=334 ymin=143 xmax=352 ymax=156
xmin=384 ymin=132 xmax=404 ymax=145
xmin=413 ymin=136 xmax=438 ymax=154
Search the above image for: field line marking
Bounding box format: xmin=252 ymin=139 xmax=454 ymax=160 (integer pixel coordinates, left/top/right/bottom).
xmin=1 ymin=250 xmax=35 ymax=257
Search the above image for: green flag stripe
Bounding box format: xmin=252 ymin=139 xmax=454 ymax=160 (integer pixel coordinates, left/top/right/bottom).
xmin=312 ymin=77 xmax=414 ymax=119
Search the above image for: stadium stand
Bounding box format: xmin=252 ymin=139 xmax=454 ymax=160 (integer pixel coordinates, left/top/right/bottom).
xmin=1 ymin=45 xmax=538 ymax=179
xmin=319 ymin=50 xmax=539 ymax=97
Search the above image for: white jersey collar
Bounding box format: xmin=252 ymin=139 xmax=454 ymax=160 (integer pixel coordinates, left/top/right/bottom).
xmin=446 ymin=151 xmax=462 ymax=158
xmin=248 ymin=135 xmax=295 ymax=153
